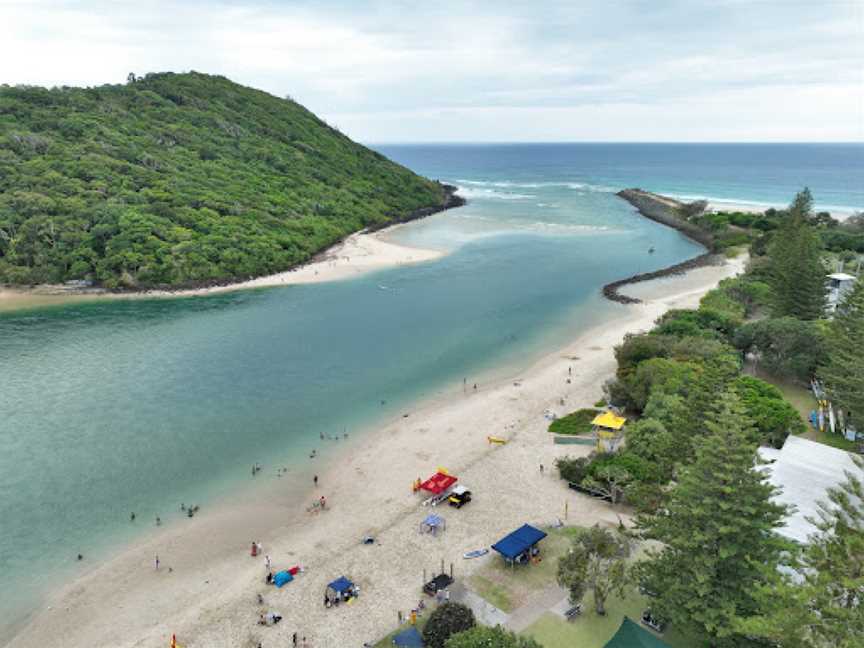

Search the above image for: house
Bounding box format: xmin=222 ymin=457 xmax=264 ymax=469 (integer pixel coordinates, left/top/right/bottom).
xmin=758 ymin=436 xmax=862 ymax=544
xmin=826 ymin=272 xmax=856 ymax=313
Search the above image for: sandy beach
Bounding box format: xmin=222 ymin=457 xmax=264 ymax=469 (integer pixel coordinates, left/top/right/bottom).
xmin=5 ymin=252 xmax=746 ymax=648
xmin=0 ymin=225 xmax=443 ymax=313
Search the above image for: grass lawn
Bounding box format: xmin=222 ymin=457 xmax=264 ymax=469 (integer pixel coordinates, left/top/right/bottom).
xmin=522 ymin=588 xmax=696 ymax=648
xmin=549 ymin=409 xmax=600 ymax=436
xmin=755 ymin=370 xmax=859 ymax=452
xmin=468 ymin=528 xmax=581 ymax=612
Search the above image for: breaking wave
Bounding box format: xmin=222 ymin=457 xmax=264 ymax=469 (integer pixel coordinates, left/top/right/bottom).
xmin=455 ymin=179 xmax=617 ymax=193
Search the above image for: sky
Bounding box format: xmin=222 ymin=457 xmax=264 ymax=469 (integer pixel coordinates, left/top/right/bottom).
xmin=1 ymin=0 xmax=862 ymax=143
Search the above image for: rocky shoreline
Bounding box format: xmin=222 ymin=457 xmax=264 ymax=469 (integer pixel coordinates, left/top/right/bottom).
xmin=373 ymin=182 xmax=466 ymax=229
xmin=603 ymin=188 xmax=720 ymax=304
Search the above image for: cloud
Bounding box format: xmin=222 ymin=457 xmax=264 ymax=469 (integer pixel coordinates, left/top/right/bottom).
xmin=1 ymin=0 xmax=861 ymax=142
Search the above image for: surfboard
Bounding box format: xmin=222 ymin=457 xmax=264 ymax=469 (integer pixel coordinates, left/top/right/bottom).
xmin=463 ymin=548 xmax=489 ymax=559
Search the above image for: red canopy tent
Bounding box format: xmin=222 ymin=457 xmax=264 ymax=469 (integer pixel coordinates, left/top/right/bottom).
xmin=419 ymin=472 xmax=457 ymax=495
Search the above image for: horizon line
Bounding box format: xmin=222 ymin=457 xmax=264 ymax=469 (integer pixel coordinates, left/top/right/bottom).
xmin=364 ymin=140 xmax=864 ymax=146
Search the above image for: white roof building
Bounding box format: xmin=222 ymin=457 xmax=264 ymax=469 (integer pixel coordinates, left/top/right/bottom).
xmin=826 ymin=272 xmax=856 ymax=313
xmin=758 ymin=436 xmax=862 ymax=544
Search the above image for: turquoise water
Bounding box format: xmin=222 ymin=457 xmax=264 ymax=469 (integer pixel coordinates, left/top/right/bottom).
xmin=1 ymin=143 xmax=861 ymax=638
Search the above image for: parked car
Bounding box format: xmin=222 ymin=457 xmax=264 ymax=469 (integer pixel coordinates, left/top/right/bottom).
xmin=448 ymin=485 xmax=472 ymax=508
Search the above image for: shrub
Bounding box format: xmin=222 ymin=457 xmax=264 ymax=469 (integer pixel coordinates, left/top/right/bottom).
xmin=445 ymin=626 xmax=541 ymax=648
xmin=556 ymin=455 xmax=592 ymax=484
xmin=423 ymin=603 xmax=476 ymax=648
xmin=734 ymin=375 xmax=806 ymax=447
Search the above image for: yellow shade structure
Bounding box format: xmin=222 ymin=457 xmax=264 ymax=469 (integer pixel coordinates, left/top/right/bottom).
xmin=591 ymin=412 xmax=627 ymax=431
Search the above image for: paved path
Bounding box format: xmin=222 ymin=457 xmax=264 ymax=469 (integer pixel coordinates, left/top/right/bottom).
xmin=449 ymin=582 xmax=509 ymax=627
xmin=505 ymin=583 xmax=569 ymax=632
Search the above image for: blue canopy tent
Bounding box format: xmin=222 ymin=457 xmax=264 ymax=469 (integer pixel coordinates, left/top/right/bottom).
xmin=393 ymin=626 xmax=424 ymax=647
xmin=325 ymin=576 xmax=357 ymax=606
xmin=419 ymin=513 xmax=446 ymax=536
xmin=273 ymin=570 xmax=293 ymax=587
xmin=491 ymin=524 xmax=547 ymax=564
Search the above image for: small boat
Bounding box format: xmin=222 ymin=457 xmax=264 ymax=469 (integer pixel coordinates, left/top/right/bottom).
xmin=463 ymin=548 xmax=489 ymax=559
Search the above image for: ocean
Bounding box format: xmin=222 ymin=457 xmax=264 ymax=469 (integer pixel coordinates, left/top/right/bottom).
xmin=1 ymin=143 xmax=861 ymax=639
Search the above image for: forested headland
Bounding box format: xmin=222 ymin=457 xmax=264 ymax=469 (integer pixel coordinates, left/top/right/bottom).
xmin=0 ymin=72 xmax=457 ymax=289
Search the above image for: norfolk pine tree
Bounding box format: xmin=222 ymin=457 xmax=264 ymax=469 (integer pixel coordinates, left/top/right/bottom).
xmin=820 ymin=277 xmax=864 ymax=426
xmin=767 ymin=188 xmax=827 ymax=320
xmin=635 ymin=390 xmax=790 ymax=647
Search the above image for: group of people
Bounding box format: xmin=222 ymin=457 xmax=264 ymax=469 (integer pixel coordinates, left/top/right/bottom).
xmin=180 ymin=503 xmax=200 ymax=518
xmin=257 ymin=611 xmax=282 ymax=626
xmin=319 ymin=431 xmax=349 ymax=441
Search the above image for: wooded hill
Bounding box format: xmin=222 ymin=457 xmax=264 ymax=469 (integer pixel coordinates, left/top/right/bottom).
xmin=0 ymin=72 xmax=452 ymax=288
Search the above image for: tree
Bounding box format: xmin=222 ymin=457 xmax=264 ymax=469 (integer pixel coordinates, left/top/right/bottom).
xmin=739 ymin=457 xmax=864 ymax=647
xmin=555 ymin=455 xmax=591 ymax=484
xmin=733 ymin=317 xmax=827 ymax=381
xmin=820 ymin=277 xmax=864 ymax=427
xmin=445 ymin=625 xmax=542 ymax=648
xmin=642 ymin=392 xmax=691 ymax=469
xmin=423 ymin=602 xmax=476 ymax=648
xmin=635 ymin=390 xmax=790 ymax=647
xmin=625 ymin=418 xmax=676 ymax=480
xmin=767 ymin=188 xmax=827 ymax=320
xmin=557 ymin=526 xmax=631 ymax=615
xmin=733 ymin=375 xmax=806 ymax=448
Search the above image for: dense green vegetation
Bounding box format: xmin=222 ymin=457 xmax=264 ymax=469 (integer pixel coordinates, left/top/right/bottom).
xmin=423 ymin=603 xmax=476 ymax=648
xmin=681 ymin=191 xmax=864 ymax=263
xmin=552 ymin=189 xmax=862 ymax=647
xmin=820 ymin=278 xmax=864 ymax=426
xmin=635 ymin=391 xmax=791 ymax=648
xmin=446 ymin=626 xmax=542 ymax=648
xmin=0 ymin=72 xmax=449 ymax=288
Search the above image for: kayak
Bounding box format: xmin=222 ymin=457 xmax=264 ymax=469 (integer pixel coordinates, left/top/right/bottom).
xmin=463 ymin=548 xmax=489 ymax=559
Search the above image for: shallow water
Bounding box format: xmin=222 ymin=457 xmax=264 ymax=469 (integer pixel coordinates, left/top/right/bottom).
xmin=1 ymin=143 xmax=861 ymax=638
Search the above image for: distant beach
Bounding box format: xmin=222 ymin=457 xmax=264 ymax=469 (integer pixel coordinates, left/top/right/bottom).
xmin=0 ymin=226 xmax=444 ymax=313
xmin=6 ymin=253 xmax=745 ymax=648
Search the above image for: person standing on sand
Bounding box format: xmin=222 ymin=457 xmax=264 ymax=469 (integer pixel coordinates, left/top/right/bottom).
xmin=540 ymin=463 xmax=544 ymax=475
xmin=313 ymin=475 xmax=318 ymax=487
xmin=292 ymin=632 xmax=298 ymax=646
xmin=155 ymin=555 xmax=160 ymax=570
xmin=265 ymin=555 xmax=271 ymax=571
